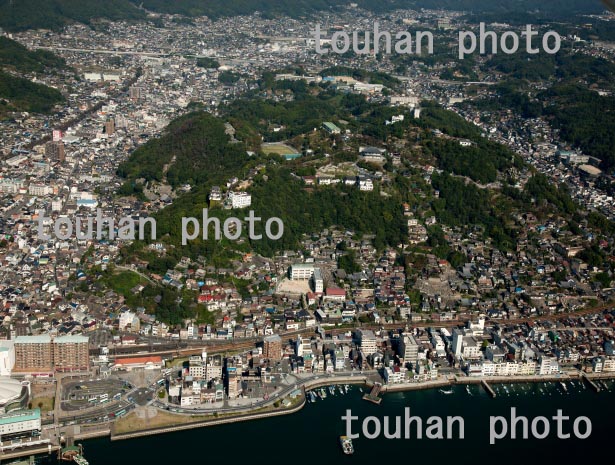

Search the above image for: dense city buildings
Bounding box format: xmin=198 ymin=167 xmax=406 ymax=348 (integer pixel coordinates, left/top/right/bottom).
xmin=0 ymin=2 xmax=614 ymax=461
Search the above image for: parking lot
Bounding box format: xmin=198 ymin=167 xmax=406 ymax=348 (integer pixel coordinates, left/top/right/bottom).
xmin=62 ymin=378 xmax=129 ymax=411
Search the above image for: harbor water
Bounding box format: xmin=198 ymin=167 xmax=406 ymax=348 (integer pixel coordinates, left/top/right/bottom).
xmin=72 ymin=380 xmax=615 ymax=465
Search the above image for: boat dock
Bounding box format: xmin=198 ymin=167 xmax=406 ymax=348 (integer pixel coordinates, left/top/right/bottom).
xmin=362 ymin=382 xmax=383 ymax=405
xmin=581 ymin=373 xmax=601 ymax=392
xmin=481 ymin=380 xmax=496 ymax=398
xmin=0 ymin=444 xmax=60 ymax=462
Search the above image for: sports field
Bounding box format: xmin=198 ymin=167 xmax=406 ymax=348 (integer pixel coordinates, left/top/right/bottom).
xmin=262 ymin=142 xmax=300 ymax=156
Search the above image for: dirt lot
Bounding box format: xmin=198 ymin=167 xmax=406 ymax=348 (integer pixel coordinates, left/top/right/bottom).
xmin=113 ymin=407 xmax=211 ymax=434
xmin=275 ymin=277 xmax=311 ymax=295
xmin=30 ymin=381 xmax=56 ymax=413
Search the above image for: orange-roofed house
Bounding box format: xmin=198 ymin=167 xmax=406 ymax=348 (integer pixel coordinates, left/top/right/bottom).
xmin=113 ymin=355 xmax=163 ymax=371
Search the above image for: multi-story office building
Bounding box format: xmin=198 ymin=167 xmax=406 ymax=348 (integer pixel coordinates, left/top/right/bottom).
xmin=263 ymin=334 xmax=282 ymax=360
xmin=357 ymin=330 xmax=377 ymax=355
xmin=399 ymin=335 xmax=419 ymax=363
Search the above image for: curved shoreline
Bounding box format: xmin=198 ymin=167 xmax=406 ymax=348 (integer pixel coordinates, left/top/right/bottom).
xmin=110 ymin=397 xmax=308 ymax=441
xmin=81 ymin=372 xmax=615 ymax=442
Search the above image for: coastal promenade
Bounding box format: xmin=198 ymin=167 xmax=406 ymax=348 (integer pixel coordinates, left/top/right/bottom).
xmin=58 ymin=369 xmax=615 ymax=444
xmin=111 ymin=373 xmax=371 ymax=440
xmin=111 ymin=396 xmax=308 ymax=441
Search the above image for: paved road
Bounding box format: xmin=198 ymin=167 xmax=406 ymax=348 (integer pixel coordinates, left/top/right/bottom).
xmin=152 ymin=370 xmax=375 ymax=415
xmin=33 ymin=46 xmax=168 ymax=57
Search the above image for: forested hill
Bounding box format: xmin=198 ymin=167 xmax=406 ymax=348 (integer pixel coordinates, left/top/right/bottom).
xmin=0 ymin=0 xmax=145 ymax=32
xmin=0 ymin=37 xmax=67 ymax=73
xmin=0 ymin=0 xmax=605 ymax=32
xmin=116 ymin=74 xmax=583 ymax=267
xmin=0 ymin=71 xmax=64 ymax=115
xmin=0 ymin=37 xmax=66 ymax=116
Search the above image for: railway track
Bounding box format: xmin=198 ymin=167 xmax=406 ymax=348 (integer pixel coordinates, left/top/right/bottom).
xmin=107 ymin=301 xmax=614 ymax=360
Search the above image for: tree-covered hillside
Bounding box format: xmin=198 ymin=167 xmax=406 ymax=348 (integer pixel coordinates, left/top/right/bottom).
xmin=117 ymin=112 xmax=250 ymax=189
xmin=0 ymin=71 xmax=64 ymax=115
xmin=0 ymin=37 xmax=67 ymax=73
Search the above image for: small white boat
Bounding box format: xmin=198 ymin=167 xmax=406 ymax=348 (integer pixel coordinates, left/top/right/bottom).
xmin=340 ymin=436 xmax=354 ymax=455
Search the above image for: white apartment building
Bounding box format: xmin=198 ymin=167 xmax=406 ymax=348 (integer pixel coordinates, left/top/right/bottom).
xmin=51 ymin=198 xmax=64 ymax=212
xmin=430 ymin=334 xmax=446 ymax=357
xmin=180 ymin=393 xmax=200 ymax=406
xmin=334 ymin=349 xmax=345 ymax=370
xmin=467 ymin=316 xmax=485 ymax=336
xmin=228 ymin=191 xmax=252 ymax=209
xmin=0 ymin=178 xmax=25 ymax=194
xmin=358 ymin=330 xmax=377 ymax=355
xmin=414 ymin=360 xmax=438 ymax=381
xmin=118 ymin=311 xmax=137 ymax=330
xmin=296 ymin=336 xmax=312 ymax=357
xmin=477 ymin=359 xmax=538 ymax=377
xmin=538 ymin=356 xmax=560 ymax=375
xmin=602 ymin=357 xmax=615 ymax=372
xmin=518 ymin=360 xmax=538 ymax=375
xmin=28 ymin=184 xmax=52 ymax=196
xmin=188 ymin=356 xmax=205 ymax=379
xmin=384 ymin=366 xmax=407 ymax=384
xmin=358 ymin=178 xmax=374 ymax=191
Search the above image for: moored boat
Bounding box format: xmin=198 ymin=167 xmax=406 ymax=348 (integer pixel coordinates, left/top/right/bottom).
xmin=339 ymin=436 xmax=354 ymax=455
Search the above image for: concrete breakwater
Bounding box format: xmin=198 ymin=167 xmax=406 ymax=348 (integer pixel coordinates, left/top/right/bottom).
xmin=111 ymin=397 xmax=307 ymax=441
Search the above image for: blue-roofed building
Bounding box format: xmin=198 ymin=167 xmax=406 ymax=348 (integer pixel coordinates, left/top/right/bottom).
xmin=0 ymin=408 xmax=41 ymax=438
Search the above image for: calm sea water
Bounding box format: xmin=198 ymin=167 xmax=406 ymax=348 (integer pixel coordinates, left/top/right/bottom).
xmin=68 ymin=380 xmax=615 ymax=465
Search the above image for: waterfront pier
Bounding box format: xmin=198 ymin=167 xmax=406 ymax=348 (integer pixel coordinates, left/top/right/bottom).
xmin=581 ymin=373 xmax=601 ymax=392
xmin=481 ymin=380 xmax=496 ymax=398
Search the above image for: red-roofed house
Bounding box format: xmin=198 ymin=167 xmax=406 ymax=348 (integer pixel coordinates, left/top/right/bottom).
xmin=324 ymin=287 xmax=346 ymax=302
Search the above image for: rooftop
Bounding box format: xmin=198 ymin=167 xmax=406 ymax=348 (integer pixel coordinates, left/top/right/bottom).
xmin=0 ymin=408 xmax=40 ymax=426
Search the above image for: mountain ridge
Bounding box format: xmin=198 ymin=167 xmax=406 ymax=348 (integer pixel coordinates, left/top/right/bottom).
xmin=0 ymin=0 xmax=605 ymax=32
